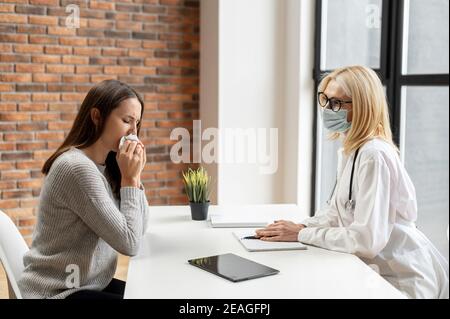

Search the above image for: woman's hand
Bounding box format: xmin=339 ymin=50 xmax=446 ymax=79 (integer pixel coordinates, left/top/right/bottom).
xmin=255 ymin=220 xmax=306 ymax=242
xmin=117 ymin=140 xmax=145 ymax=188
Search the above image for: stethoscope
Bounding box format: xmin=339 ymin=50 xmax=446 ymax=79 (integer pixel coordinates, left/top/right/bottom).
xmin=326 ymin=147 xmax=360 ymax=211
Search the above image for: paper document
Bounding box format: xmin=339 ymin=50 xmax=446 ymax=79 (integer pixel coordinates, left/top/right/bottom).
xmin=233 ymin=230 xmax=307 ymax=252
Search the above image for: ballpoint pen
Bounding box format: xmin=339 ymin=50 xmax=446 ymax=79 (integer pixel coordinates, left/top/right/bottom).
xmin=242 ymin=235 xmax=260 ymax=240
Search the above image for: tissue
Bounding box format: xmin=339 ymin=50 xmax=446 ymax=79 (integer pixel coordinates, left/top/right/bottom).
xmin=119 ymin=134 xmax=140 ymax=150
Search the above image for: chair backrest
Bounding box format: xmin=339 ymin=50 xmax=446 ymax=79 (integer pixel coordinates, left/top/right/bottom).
xmin=0 ymin=210 xmax=29 ymax=299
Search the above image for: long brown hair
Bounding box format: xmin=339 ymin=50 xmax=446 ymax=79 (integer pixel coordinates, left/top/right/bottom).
xmin=42 ymin=80 xmax=144 ymax=199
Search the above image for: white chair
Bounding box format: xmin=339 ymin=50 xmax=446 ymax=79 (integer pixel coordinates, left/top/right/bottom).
xmin=0 ymin=210 xmax=29 ymax=299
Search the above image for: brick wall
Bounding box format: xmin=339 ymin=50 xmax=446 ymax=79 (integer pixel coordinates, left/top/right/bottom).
xmin=0 ymin=0 xmax=199 ymax=245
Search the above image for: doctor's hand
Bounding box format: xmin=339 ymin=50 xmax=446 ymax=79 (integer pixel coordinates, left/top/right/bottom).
xmin=255 ymin=220 xmax=306 ymax=242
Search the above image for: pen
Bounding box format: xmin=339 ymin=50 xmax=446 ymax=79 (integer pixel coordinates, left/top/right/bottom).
xmin=242 ymin=235 xmax=260 ymax=240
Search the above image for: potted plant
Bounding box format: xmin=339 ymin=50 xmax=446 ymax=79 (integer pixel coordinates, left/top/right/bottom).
xmin=182 ymin=167 xmax=212 ymax=221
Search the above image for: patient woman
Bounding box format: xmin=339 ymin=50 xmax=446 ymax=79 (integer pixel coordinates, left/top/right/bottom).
xmin=18 ymin=80 xmax=149 ymax=299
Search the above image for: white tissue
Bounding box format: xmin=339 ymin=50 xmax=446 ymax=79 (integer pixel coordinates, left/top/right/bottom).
xmin=119 ymin=134 xmax=140 ymax=149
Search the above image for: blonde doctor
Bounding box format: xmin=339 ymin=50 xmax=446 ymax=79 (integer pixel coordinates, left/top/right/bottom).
xmin=256 ymin=65 xmax=449 ymax=299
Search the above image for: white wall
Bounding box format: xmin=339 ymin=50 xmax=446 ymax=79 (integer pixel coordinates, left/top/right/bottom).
xmin=200 ymin=0 xmax=315 ymax=215
xmin=218 ymin=0 xmax=286 ymax=205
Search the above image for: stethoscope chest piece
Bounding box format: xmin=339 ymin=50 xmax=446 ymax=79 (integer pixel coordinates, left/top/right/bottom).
xmin=345 ymin=199 xmax=355 ymax=211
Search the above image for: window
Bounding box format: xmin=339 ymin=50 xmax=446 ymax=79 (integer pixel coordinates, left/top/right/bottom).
xmin=313 ymin=0 xmax=384 ymax=213
xmin=313 ymin=0 xmax=449 ymax=259
xmin=402 ymin=86 xmax=449 ymax=260
xmin=402 ymin=0 xmax=449 ymax=75
xmin=320 ymin=0 xmax=382 ymax=70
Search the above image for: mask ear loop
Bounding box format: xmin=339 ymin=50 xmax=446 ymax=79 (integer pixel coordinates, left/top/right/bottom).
xmin=347 ymin=147 xmax=360 ymax=210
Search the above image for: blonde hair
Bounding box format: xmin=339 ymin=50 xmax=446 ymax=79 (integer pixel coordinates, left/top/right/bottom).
xmin=318 ymin=65 xmax=399 ymax=155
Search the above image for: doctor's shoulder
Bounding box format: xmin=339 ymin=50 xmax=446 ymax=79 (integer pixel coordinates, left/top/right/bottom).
xmin=357 ymin=138 xmax=399 ymax=167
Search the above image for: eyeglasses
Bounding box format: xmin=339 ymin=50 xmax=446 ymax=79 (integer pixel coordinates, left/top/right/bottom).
xmin=317 ymin=92 xmax=352 ymax=112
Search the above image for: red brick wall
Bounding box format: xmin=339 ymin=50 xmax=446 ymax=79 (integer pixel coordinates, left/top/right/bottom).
xmin=0 ymin=0 xmax=199 ymax=245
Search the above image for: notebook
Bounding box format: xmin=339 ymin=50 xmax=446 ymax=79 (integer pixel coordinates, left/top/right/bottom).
xmin=233 ymin=230 xmax=308 ymax=252
xmin=209 ymin=204 xmax=303 ymax=228
xmin=210 ymin=214 xmax=269 ymax=228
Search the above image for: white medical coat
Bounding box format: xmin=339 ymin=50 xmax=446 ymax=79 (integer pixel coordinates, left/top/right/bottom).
xmin=299 ymin=138 xmax=449 ymax=299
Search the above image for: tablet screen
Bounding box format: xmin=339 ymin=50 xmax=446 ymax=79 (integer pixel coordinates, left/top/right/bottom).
xmin=188 ymin=253 xmax=279 ymax=282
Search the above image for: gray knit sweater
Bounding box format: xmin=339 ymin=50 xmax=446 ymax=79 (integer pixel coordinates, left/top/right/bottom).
xmin=18 ymin=147 xmax=149 ymax=299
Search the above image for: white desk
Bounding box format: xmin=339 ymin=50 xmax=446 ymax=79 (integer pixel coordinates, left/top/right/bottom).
xmin=124 ymin=205 xmax=405 ymax=299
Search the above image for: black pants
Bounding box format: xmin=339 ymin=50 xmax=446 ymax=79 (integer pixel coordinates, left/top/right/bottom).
xmin=65 ymin=278 xmax=125 ymax=299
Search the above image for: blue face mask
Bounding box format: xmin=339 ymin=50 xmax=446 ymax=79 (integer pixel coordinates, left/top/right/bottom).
xmin=321 ymin=108 xmax=351 ymax=133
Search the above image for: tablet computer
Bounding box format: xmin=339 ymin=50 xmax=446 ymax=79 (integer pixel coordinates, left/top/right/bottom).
xmin=188 ymin=253 xmax=279 ymax=282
